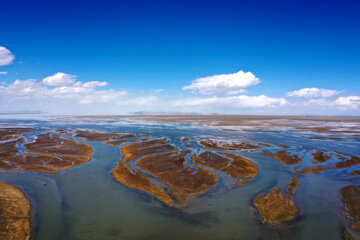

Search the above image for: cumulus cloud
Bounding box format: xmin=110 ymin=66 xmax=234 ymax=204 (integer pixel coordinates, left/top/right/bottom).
xmin=49 ymin=81 xmax=125 ymax=104
xmin=0 ymin=73 xmax=163 ymax=107
xmin=0 ymin=47 xmax=15 ymax=66
xmin=81 ymin=81 xmax=108 ymax=88
xmin=183 ymin=70 xmax=260 ymax=95
xmin=174 ymin=95 xmax=287 ymax=108
xmin=286 ymin=88 xmax=340 ymax=99
xmin=291 ymin=95 xmax=360 ymax=112
xmin=335 ymin=96 xmax=360 ymax=109
xmin=0 ymin=73 xmax=127 ymax=104
xmin=0 ymin=79 xmax=49 ymax=100
xmin=0 ymin=72 xmax=7 ymax=75
xmin=42 ymin=72 xmax=76 ymax=86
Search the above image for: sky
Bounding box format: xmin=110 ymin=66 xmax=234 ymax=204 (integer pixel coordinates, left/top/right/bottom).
xmin=0 ymin=0 xmax=360 ymax=115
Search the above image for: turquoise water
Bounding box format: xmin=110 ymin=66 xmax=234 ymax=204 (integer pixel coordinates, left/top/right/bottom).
xmin=0 ymin=115 xmax=359 ymax=240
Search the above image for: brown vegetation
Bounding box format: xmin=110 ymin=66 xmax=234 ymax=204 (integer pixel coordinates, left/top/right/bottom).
xmin=312 ymin=150 xmax=332 ymax=163
xmin=0 ymin=128 xmax=32 ymax=141
xmin=56 ymin=129 xmax=74 ymax=135
xmin=112 ymin=138 xmax=219 ymax=206
xmin=111 ymin=162 xmax=175 ymax=207
xmin=295 ymin=152 xmax=360 ymax=176
xmin=222 ymin=153 xmax=259 ymax=178
xmin=191 ymin=151 xmax=230 ymax=170
xmin=182 ymin=137 xmax=196 ymax=147
xmin=294 ymin=166 xmax=329 ymax=176
xmin=253 ymin=188 xmax=298 ymax=223
xmin=263 ymin=150 xmax=302 ymax=165
xmin=341 ymin=185 xmax=360 ymax=231
xmin=287 ymin=177 xmax=300 ymax=195
xmin=199 ymin=139 xmax=260 ymax=150
xmin=25 ymin=133 xmax=92 ymax=156
xmin=0 ymin=138 xmax=24 ymax=157
xmin=0 ymin=182 xmax=31 ymax=240
xmin=74 ymin=130 xmax=136 ymax=141
xmin=344 ymin=230 xmax=355 ymax=240
xmin=121 ymin=138 xmax=172 ymax=162
xmin=191 ymin=151 xmax=259 ymax=180
xmin=136 ymin=151 xmax=218 ymax=205
xmin=274 ymin=144 xmax=289 ymax=148
xmin=335 ymin=152 xmax=360 ymax=169
xmin=0 ymin=132 xmax=93 ymax=173
xmin=105 ymin=140 xmax=130 ymax=147
xmin=237 ymin=178 xmax=255 ymax=186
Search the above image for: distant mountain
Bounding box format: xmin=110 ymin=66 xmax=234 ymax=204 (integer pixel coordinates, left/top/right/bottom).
xmin=129 ymin=111 xmax=205 ymax=116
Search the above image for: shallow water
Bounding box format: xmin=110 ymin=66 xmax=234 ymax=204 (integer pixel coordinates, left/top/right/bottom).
xmin=1 ymin=114 xmax=360 ymax=240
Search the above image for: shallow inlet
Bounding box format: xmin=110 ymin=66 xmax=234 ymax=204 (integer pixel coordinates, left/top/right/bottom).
xmin=0 ymin=115 xmax=359 ymax=240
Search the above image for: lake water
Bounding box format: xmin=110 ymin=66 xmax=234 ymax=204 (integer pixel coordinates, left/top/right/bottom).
xmin=0 ymin=114 xmax=359 ymax=240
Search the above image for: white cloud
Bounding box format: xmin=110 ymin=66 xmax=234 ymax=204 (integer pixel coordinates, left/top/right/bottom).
xmin=286 ymin=88 xmax=340 ymax=99
xmin=0 ymin=79 xmax=50 ymax=100
xmin=0 ymin=77 xmax=126 ymax=104
xmin=76 ymin=89 xmax=126 ymax=104
xmin=174 ymin=95 xmax=287 ymax=108
xmin=81 ymin=81 xmax=108 ymax=88
xmin=50 ymin=81 xmax=126 ymax=104
xmin=0 ymin=72 xmax=7 ymax=75
xmin=335 ymin=96 xmax=360 ymax=109
xmin=183 ymin=70 xmax=260 ymax=95
xmin=290 ymin=95 xmax=360 ymax=111
xmin=42 ymin=72 xmax=76 ymax=86
xmin=0 ymin=47 xmax=15 ymax=66
xmin=0 ymin=75 xmax=162 ymax=106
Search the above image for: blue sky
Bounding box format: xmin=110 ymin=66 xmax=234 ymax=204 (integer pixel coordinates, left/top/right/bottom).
xmin=0 ymin=0 xmax=359 ymax=115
